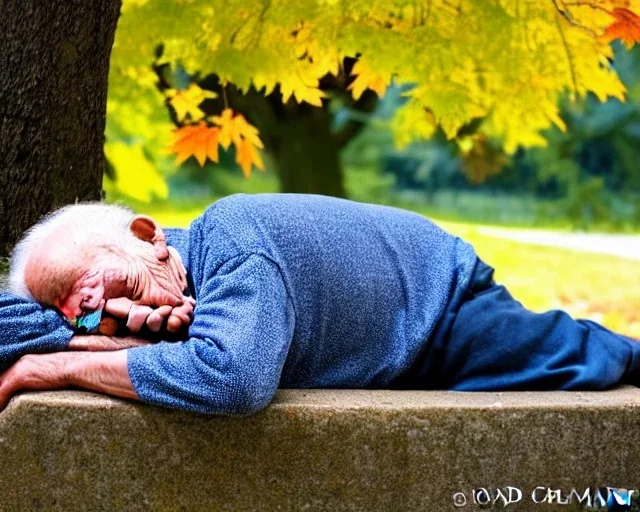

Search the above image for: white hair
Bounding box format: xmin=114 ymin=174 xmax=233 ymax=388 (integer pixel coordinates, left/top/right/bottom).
xmin=9 ymin=202 xmax=136 ymax=300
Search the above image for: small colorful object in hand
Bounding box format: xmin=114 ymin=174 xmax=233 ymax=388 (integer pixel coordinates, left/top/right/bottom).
xmin=70 ymin=308 xmax=103 ymax=334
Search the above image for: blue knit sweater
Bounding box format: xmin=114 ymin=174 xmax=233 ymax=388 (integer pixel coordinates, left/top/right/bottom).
xmin=0 ymin=194 xmax=477 ymax=415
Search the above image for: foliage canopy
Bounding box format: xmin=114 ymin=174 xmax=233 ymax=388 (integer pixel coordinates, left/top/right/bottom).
xmin=106 ymin=0 xmax=640 ymax=193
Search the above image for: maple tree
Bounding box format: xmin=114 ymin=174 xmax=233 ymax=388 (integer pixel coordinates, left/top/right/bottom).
xmin=105 ymin=0 xmax=640 ymax=200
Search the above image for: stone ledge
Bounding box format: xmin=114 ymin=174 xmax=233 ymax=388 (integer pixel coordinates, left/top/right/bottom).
xmin=1 ymin=387 xmax=640 ymax=511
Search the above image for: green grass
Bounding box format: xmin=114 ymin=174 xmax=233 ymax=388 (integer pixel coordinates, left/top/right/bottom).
xmin=438 ymin=220 xmax=640 ymax=338
xmin=123 ymin=198 xmax=640 ymax=339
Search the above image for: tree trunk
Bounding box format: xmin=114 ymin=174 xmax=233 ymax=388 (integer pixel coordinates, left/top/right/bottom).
xmin=270 ymin=108 xmax=346 ymax=197
xmin=0 ymin=0 xmax=121 ymax=256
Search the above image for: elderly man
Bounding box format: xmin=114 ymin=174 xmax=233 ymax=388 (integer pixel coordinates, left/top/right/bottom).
xmin=0 ymin=194 xmax=639 ymax=414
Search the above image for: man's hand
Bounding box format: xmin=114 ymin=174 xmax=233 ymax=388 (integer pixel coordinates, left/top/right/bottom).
xmin=0 ymin=351 xmax=138 ymax=411
xmin=100 ymin=296 xmax=195 ymax=335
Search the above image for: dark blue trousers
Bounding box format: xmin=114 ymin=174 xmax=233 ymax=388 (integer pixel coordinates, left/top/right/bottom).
xmin=395 ymin=258 xmax=640 ymax=391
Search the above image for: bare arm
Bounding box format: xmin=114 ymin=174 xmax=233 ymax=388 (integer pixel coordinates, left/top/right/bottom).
xmin=0 ymin=296 xmax=195 ymax=411
xmin=0 ymin=349 xmax=138 ymax=410
xmin=69 ymin=334 xmax=152 ymax=351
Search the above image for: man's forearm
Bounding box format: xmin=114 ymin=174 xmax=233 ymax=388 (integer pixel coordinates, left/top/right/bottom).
xmin=69 ymin=335 xmax=152 ymax=352
xmin=65 ymin=350 xmax=138 ymax=399
xmin=0 ymin=350 xmax=138 ymax=410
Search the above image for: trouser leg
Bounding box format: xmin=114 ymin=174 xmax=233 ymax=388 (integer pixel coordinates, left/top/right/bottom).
xmin=432 ymin=260 xmax=640 ymax=391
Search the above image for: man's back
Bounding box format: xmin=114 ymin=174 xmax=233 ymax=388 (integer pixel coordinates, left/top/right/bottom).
xmin=175 ymin=193 xmax=478 ymax=388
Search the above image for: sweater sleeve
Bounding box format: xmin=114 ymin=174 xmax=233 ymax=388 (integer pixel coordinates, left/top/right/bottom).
xmin=126 ymin=253 xmax=296 ymax=416
xmin=0 ymin=294 xmax=74 ymax=371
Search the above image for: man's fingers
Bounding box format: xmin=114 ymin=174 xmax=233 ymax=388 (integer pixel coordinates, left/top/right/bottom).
xmin=145 ymin=305 xmax=172 ymax=333
xmin=170 ymin=304 xmax=193 ymax=325
xmin=166 ymin=315 xmax=183 ymax=333
xmin=104 ymin=297 xmax=134 ymax=318
xmin=126 ymin=305 xmax=154 ymax=333
xmin=149 ymin=289 xmax=183 ymax=308
xmin=103 ymin=293 xmax=195 ymax=336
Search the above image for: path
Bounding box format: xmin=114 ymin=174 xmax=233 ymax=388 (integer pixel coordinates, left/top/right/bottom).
xmin=477 ymin=226 xmax=640 ymax=261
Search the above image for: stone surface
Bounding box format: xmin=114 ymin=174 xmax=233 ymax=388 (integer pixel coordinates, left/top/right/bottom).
xmin=0 ymin=0 xmax=121 ymax=255
xmin=1 ymin=387 xmax=640 ymax=511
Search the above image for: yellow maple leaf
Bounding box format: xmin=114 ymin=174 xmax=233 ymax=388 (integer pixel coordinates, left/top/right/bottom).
xmin=348 ymin=60 xmax=390 ymax=100
xmin=165 ymin=84 xmax=217 ymax=122
xmin=232 ymin=115 xmax=264 ymax=149
xmin=210 ymin=108 xmax=236 ymax=149
xmin=210 ymin=108 xmax=264 ymax=148
xmin=391 ymin=100 xmax=437 ymax=148
xmin=279 ymin=70 xmax=326 ymax=107
xmin=170 ymin=122 xmax=220 ymax=166
xmin=115 ymin=0 xmax=640 ymax=159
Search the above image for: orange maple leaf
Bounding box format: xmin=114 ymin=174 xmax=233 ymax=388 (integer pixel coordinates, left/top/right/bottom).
xmin=604 ymin=8 xmax=640 ymax=48
xmin=235 ymin=139 xmax=264 ymax=178
xmin=170 ymin=122 xmax=220 ymax=167
xmin=210 ymin=108 xmax=265 ymax=176
xmin=170 ymin=108 xmax=265 ymax=176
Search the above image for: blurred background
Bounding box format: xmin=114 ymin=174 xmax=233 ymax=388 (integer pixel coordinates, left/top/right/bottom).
xmin=104 ymin=38 xmax=640 ymax=338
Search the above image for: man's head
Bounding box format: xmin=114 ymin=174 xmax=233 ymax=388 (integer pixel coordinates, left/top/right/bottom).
xmin=9 ymin=203 xmax=188 ymax=322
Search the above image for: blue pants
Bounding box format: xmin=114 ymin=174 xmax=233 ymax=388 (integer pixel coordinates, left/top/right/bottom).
xmin=395 ymin=258 xmax=640 ymax=391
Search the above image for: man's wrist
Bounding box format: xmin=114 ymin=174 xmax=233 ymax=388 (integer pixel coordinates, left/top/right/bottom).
xmin=0 ymin=350 xmax=139 ymax=412
xmin=64 ymin=350 xmax=139 ymax=400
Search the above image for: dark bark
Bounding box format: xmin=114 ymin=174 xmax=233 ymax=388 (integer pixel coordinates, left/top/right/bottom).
xmin=270 ymin=108 xmax=345 ymax=197
xmin=0 ymin=0 xmax=122 ymax=255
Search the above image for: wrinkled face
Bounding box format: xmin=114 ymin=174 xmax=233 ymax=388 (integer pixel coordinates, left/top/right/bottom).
xmin=31 ymin=213 xmax=191 ymax=324
xmin=55 ymin=269 xmax=107 ymax=320
xmin=54 ymin=245 xmax=188 ymax=323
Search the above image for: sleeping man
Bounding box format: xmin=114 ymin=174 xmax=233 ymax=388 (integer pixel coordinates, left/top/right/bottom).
xmin=1 ymin=193 xmax=639 ymax=414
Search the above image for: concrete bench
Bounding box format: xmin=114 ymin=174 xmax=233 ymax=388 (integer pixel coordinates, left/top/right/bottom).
xmin=1 ymin=270 xmax=639 ymax=509
xmin=1 ymin=387 xmax=640 ymax=511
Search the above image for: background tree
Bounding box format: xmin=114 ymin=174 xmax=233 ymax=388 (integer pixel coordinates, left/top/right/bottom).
xmin=0 ymin=0 xmax=120 ymax=256
xmin=106 ymin=0 xmax=640 ymax=200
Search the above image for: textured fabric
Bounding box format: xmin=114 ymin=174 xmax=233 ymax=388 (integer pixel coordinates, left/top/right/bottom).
xmin=0 ymin=294 xmax=73 ymax=372
xmin=127 ymin=193 xmax=478 ymax=414
xmin=392 ymin=258 xmax=640 ymax=391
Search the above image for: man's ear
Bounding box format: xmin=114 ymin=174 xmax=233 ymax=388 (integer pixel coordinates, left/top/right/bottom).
xmin=129 ymin=215 xmax=169 ymax=261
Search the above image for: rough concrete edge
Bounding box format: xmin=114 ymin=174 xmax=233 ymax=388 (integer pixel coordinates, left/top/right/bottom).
xmin=2 ymin=386 xmax=640 ymax=419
